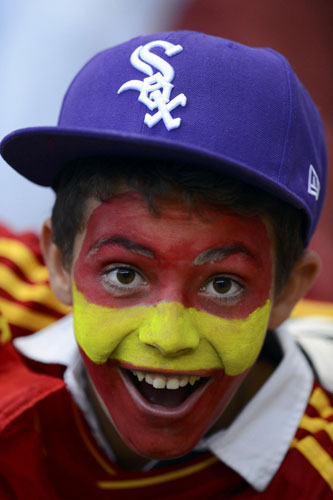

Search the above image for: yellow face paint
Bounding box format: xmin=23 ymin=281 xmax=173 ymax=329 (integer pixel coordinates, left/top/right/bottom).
xmin=73 ymin=284 xmax=271 ymax=376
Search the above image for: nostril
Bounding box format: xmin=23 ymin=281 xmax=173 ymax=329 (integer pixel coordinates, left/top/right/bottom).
xmin=151 ymin=342 xmax=194 ymax=357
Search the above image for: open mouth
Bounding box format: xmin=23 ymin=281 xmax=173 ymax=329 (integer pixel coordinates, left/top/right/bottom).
xmin=121 ymin=368 xmax=209 ymax=409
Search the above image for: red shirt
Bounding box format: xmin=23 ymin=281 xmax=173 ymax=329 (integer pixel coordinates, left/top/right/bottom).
xmin=0 ymin=339 xmax=332 ymax=499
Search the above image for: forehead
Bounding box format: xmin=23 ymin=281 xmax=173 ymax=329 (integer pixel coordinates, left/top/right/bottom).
xmin=75 ymin=191 xmax=273 ymax=261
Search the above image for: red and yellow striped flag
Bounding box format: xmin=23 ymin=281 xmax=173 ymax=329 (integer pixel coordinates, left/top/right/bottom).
xmin=0 ymin=225 xmax=71 ymax=343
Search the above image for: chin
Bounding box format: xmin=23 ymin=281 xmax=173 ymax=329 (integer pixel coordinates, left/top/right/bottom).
xmin=81 ymin=351 xmax=248 ymax=459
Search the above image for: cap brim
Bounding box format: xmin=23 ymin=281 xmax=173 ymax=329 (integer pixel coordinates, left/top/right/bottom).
xmin=2 ymin=126 xmax=239 ymax=187
xmin=0 ymin=126 xmax=302 ymax=210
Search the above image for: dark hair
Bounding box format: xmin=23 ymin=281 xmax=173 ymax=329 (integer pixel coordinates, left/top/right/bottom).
xmin=51 ymin=157 xmax=305 ymax=294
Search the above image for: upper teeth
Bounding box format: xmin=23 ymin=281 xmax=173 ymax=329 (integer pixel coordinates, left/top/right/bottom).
xmin=131 ymin=370 xmax=201 ymax=390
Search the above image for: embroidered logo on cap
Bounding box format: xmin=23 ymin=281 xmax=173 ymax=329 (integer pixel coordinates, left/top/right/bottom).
xmin=118 ymin=40 xmax=187 ymax=131
xmin=308 ymin=164 xmax=320 ymax=200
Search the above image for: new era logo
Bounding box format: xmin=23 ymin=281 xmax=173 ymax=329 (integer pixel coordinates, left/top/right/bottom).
xmin=308 ymin=164 xmax=320 ymax=201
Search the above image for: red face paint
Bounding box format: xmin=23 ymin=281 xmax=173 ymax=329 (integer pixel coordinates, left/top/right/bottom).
xmin=73 ymin=192 xmax=274 ymax=459
xmin=82 ymin=351 xmax=250 ymax=459
xmin=74 ymin=192 xmax=272 ymax=318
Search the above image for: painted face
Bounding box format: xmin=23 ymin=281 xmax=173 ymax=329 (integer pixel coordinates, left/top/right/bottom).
xmin=72 ymin=192 xmax=273 ymax=459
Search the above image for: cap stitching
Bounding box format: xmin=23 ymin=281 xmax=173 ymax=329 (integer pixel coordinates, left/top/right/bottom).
xmin=267 ymin=49 xmax=293 ymax=181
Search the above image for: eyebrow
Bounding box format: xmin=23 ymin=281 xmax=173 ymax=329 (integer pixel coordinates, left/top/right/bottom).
xmin=88 ymin=236 xmax=154 ymax=258
xmin=193 ymin=245 xmax=256 ymax=265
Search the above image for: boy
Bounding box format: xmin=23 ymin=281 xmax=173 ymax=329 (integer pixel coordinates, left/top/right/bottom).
xmin=0 ymin=31 xmax=332 ymax=499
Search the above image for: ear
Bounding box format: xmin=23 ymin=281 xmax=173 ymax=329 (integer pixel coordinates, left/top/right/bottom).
xmin=268 ymin=250 xmax=321 ymax=330
xmin=40 ymin=218 xmax=73 ymax=306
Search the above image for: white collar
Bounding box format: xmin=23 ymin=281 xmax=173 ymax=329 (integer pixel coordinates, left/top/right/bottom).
xmin=195 ymin=326 xmax=313 ymax=490
xmin=14 ymin=314 xmax=77 ymax=365
xmin=14 ymin=315 xmax=313 ymax=491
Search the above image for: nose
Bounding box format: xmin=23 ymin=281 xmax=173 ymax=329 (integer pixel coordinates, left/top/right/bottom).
xmin=138 ymin=302 xmax=200 ymax=356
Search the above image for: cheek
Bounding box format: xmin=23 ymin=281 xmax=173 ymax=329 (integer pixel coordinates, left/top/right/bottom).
xmin=191 ymin=300 xmax=272 ymax=375
xmin=72 ymin=283 xmax=148 ymax=364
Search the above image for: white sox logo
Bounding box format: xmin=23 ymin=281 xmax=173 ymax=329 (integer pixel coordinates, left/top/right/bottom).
xmin=117 ymin=40 xmax=187 ymax=131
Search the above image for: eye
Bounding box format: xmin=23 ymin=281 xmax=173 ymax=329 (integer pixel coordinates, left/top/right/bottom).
xmin=212 ymin=277 xmax=233 ymax=294
xmin=115 ymin=268 xmax=136 ymax=285
xmin=102 ymin=265 xmax=147 ymax=295
xmin=199 ymin=276 xmax=244 ymax=303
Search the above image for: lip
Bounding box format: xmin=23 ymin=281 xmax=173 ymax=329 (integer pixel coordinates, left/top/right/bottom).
xmin=119 ymin=364 xmax=213 ymax=420
xmin=117 ymin=360 xmax=215 ymax=378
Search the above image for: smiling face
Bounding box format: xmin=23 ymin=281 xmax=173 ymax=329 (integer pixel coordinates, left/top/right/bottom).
xmin=70 ymin=191 xmax=274 ymax=458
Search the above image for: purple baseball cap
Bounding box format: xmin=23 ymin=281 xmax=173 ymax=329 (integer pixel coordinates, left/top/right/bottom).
xmin=0 ymin=30 xmax=327 ymax=244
